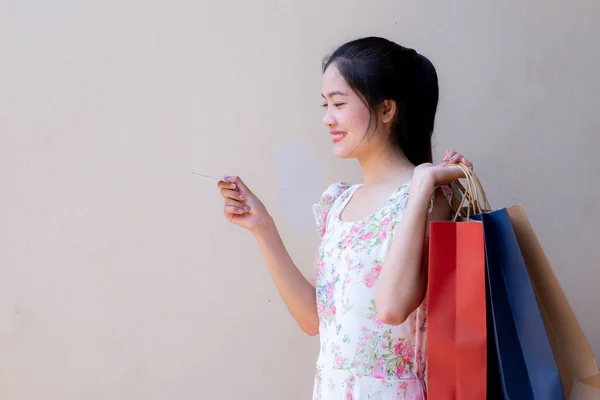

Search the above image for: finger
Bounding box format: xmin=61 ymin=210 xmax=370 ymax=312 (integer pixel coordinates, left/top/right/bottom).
xmin=449 ymin=152 xmax=462 ymax=163
xmin=223 ymin=176 xmax=251 ymax=196
xmin=217 ymin=180 xmax=238 ymax=190
xmin=224 ymin=205 xmax=247 ymax=215
xmin=444 ymin=165 xmax=466 ymax=179
xmin=444 ymin=150 xmax=457 ymax=162
xmin=220 ymin=188 xmax=246 ymax=202
xmin=461 ymin=157 xmax=473 ymax=169
xmin=224 ymin=198 xmax=251 ymax=212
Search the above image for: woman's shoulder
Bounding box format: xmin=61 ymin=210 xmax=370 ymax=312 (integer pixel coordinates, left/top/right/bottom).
xmin=317 ymin=181 xmax=354 ymax=204
xmin=312 ymin=182 xmax=355 ymax=238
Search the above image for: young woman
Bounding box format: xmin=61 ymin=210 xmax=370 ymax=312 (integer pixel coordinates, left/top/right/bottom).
xmin=217 ymin=36 xmax=472 ymax=399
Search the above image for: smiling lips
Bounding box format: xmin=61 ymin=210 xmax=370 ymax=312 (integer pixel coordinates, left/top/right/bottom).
xmin=330 ymin=130 xmax=347 ymax=143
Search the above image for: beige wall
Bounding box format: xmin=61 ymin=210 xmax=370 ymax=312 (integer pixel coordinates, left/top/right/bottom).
xmin=1 ymin=1 xmax=598 ymax=398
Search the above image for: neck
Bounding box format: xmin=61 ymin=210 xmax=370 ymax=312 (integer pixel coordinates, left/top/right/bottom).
xmin=357 ymin=145 xmax=414 ymax=187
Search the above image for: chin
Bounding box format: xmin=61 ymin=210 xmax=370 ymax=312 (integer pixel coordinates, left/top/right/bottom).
xmin=333 ymin=142 xmax=362 ymax=159
xmin=332 ymin=147 xmax=353 ymax=159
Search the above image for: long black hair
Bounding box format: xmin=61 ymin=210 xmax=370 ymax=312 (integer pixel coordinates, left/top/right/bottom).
xmin=322 ymin=37 xmax=439 ymax=165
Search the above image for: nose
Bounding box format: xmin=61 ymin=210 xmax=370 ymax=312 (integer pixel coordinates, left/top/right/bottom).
xmin=322 ymin=108 xmax=336 ymax=127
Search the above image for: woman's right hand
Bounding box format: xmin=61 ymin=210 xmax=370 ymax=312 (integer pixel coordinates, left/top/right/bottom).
xmin=217 ymin=176 xmax=270 ymax=233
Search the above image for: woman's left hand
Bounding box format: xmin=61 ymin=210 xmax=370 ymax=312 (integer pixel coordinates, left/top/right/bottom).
xmin=412 ymin=150 xmax=474 ymax=189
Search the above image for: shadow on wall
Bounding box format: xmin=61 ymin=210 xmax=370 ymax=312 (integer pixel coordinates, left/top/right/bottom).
xmin=276 ymin=140 xmax=324 ymax=235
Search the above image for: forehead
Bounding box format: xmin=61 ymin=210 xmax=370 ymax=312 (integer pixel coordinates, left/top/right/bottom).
xmin=321 ymin=64 xmax=350 ymax=94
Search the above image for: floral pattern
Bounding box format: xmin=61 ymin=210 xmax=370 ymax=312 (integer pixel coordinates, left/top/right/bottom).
xmin=311 ymin=181 xmax=452 ymax=399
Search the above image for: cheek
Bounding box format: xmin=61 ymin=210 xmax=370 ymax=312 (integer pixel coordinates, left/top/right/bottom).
xmin=339 ymin=105 xmax=370 ymax=132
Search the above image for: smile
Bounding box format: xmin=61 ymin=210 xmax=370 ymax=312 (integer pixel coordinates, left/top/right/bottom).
xmin=331 ymin=131 xmax=347 ymax=143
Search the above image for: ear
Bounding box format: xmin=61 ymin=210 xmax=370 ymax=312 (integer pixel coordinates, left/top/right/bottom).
xmin=379 ymin=99 xmax=397 ymax=124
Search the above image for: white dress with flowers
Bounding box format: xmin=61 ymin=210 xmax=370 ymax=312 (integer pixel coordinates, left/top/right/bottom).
xmin=311 ymin=181 xmax=452 ymax=400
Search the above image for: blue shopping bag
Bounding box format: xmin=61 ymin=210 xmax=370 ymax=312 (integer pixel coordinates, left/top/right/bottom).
xmin=472 ymin=208 xmax=564 ymax=399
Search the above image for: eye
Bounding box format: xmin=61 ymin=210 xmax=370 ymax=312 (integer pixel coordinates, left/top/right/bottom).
xmin=321 ymin=103 xmax=345 ymax=108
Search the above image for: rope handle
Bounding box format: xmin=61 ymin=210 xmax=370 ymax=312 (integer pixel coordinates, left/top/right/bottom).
xmin=443 ymin=163 xmax=491 ymax=221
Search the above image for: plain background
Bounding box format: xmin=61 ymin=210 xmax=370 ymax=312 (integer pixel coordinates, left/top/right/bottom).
xmin=1 ymin=0 xmax=598 ymax=398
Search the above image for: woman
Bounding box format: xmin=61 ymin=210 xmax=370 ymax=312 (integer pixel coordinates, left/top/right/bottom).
xmin=216 ymin=36 xmax=472 ymax=399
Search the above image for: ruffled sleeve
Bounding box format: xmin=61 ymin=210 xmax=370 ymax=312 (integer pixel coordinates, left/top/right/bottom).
xmin=389 ymin=182 xmax=459 ymax=240
xmin=312 ymin=182 xmax=352 ymax=239
xmin=390 ymin=181 xmax=457 ymax=216
xmin=428 ymin=183 xmax=457 ymax=213
xmin=390 ymin=182 xmax=461 ymax=229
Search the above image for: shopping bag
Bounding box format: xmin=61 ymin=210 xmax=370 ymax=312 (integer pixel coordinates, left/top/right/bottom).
xmin=471 ymin=208 xmax=565 ymax=399
xmin=427 ymin=221 xmax=487 ymax=400
xmin=508 ymin=205 xmax=600 ymax=400
xmin=427 ymin=168 xmax=488 ymax=400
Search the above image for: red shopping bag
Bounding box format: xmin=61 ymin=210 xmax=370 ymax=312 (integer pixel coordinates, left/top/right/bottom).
xmin=427 ymin=221 xmax=487 ymax=399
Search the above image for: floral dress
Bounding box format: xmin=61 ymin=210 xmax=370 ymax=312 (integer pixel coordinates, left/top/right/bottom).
xmin=311 ymin=181 xmax=452 ymax=400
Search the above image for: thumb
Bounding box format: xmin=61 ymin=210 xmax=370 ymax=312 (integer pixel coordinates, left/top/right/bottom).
xmin=224 ymin=175 xmax=252 ymax=196
xmin=441 ymin=164 xmax=467 ymax=181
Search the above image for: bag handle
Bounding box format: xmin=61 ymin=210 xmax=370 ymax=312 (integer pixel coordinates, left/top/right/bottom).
xmin=444 ymin=163 xmax=491 ymax=221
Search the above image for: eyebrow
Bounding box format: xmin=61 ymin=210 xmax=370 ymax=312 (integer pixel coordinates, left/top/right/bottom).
xmin=321 ymin=90 xmax=348 ymax=98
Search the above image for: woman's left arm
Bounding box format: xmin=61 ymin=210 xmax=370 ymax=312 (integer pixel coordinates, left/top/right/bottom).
xmin=376 ymin=154 xmax=471 ymax=325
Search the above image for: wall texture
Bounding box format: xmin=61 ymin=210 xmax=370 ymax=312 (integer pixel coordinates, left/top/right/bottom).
xmin=1 ymin=0 xmax=598 ymax=398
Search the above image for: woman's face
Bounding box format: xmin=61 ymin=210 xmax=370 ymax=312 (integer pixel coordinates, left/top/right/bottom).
xmin=321 ymin=64 xmax=389 ymax=159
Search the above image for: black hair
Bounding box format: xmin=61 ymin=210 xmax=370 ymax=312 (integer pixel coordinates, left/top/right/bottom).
xmin=322 ymin=36 xmax=439 ymax=165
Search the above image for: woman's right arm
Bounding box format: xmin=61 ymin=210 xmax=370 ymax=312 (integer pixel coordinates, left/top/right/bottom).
xmin=252 ymin=219 xmax=320 ymax=336
xmin=217 ymin=176 xmax=319 ymax=336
